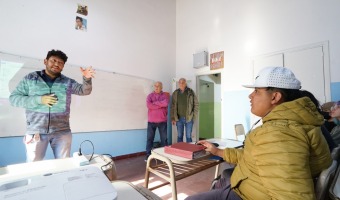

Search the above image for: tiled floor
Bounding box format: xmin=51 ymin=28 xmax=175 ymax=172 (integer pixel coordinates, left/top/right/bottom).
xmin=113 ymin=155 xmax=234 ymax=200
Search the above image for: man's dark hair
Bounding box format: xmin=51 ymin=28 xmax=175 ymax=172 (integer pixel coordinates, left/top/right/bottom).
xmin=300 ymin=90 xmax=332 ymax=119
xmin=76 ymin=16 xmax=83 ymax=22
xmin=266 ymin=87 xmax=301 ymax=103
xmin=46 ymin=49 xmax=68 ymax=63
xmin=299 ymin=90 xmax=322 ymax=113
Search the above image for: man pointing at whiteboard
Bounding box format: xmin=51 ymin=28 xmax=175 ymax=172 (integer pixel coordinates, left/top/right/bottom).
xmin=9 ymin=49 xmax=95 ymax=162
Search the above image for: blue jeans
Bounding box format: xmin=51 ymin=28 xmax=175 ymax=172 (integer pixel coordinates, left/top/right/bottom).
xmin=146 ymin=122 xmax=168 ymax=156
xmin=24 ymin=131 xmax=72 ymax=162
xmin=176 ymin=117 xmax=193 ymax=143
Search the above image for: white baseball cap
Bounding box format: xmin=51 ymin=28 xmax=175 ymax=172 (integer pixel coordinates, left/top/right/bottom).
xmin=243 ymin=66 xmax=301 ymax=89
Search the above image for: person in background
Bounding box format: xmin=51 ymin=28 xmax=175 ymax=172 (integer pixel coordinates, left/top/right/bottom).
xmin=171 ymin=78 xmax=199 ymax=143
xmin=322 ymin=101 xmax=336 ymax=132
xmin=145 ymin=81 xmax=169 ymax=161
xmin=9 ymin=49 xmax=95 ymax=162
xmin=330 ymin=101 xmax=340 ymax=145
xmin=299 ymin=90 xmax=336 ymax=151
xmin=186 ymin=67 xmax=332 ymax=200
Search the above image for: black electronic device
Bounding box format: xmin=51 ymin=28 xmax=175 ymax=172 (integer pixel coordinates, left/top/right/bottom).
xmin=212 ymin=142 xmax=219 ymax=147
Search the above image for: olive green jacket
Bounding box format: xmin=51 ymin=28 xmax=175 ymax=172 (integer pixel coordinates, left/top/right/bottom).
xmin=171 ymin=87 xmax=199 ymax=122
xmin=223 ymin=97 xmax=332 ymax=200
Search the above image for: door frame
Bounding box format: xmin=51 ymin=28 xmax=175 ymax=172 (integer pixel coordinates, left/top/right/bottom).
xmin=251 ymin=41 xmax=331 ymax=127
xmin=252 ymin=41 xmax=331 ymax=102
xmin=196 ymin=68 xmax=223 ymax=140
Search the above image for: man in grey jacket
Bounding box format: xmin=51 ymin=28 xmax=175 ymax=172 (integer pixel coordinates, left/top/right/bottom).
xmin=9 ymin=49 xmax=95 ymax=162
xmin=171 ymin=78 xmax=199 ymax=143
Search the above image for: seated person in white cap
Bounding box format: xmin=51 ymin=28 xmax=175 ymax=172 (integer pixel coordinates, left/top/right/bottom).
xmin=186 ymin=66 xmax=332 ymax=200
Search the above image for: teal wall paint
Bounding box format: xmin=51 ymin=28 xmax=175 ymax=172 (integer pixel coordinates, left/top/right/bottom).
xmin=2 ymin=83 xmax=338 ymax=167
xmin=223 ymin=90 xmax=251 ymax=139
xmin=0 ymin=103 xmax=172 ymax=167
xmin=331 ymin=82 xmax=340 ymax=101
xmin=0 ymin=129 xmax=147 ymax=167
xmin=222 ymin=82 xmax=340 ymax=139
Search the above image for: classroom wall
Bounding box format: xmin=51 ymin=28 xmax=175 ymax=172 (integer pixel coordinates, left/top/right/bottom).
xmin=0 ymin=0 xmax=175 ymax=91
xmin=176 ymin=0 xmax=340 ymax=138
xmin=3 ymin=0 xmax=340 ymax=166
xmin=0 ymin=130 xmax=148 ymax=166
xmin=0 ymin=0 xmax=175 ymax=166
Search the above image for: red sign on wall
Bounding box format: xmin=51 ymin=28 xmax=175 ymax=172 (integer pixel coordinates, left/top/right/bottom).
xmin=210 ymin=51 xmax=224 ymax=70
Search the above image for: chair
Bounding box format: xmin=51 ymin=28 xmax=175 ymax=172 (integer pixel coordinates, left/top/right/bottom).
xmin=332 ymin=146 xmax=340 ymax=162
xmin=234 ymin=124 xmax=245 ymax=141
xmin=315 ymin=160 xmax=338 ymax=200
xmin=210 ymin=167 xmax=235 ymax=190
xmin=329 ymin=161 xmax=340 ymax=200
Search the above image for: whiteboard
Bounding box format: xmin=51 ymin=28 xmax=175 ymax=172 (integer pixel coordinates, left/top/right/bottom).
xmin=0 ymin=52 xmax=153 ymax=137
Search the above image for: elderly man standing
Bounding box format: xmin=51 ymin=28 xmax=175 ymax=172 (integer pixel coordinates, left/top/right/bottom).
xmin=145 ymin=81 xmax=169 ymax=161
xmin=171 ymin=78 xmax=199 ymax=143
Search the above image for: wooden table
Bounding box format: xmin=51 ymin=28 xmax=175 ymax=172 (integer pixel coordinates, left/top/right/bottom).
xmin=144 ymin=138 xmax=243 ymax=200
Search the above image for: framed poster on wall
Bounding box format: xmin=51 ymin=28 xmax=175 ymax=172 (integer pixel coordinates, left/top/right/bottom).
xmin=210 ymin=51 xmax=224 ymax=70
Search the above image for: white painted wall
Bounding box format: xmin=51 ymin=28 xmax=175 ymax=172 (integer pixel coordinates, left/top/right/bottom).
xmin=2 ymin=0 xmax=340 ymax=162
xmin=176 ymin=0 xmax=340 ymax=138
xmin=0 ymin=0 xmax=176 ymax=91
xmin=0 ymin=0 xmax=175 ymax=165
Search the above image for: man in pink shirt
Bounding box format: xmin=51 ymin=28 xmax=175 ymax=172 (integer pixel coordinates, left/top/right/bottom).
xmin=145 ymin=81 xmax=169 ymax=161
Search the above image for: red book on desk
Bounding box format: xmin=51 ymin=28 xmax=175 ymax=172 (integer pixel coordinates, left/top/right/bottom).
xmin=164 ymin=142 xmax=206 ymax=159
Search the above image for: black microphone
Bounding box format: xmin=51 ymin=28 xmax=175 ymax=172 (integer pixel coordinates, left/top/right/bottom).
xmin=78 ymin=147 xmax=82 ymax=156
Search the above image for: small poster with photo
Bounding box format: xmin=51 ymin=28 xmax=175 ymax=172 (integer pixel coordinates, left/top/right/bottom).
xmin=75 ymin=16 xmax=87 ymax=32
xmin=76 ymin=4 xmax=88 ymax=16
xmin=210 ymin=51 xmax=224 ymax=70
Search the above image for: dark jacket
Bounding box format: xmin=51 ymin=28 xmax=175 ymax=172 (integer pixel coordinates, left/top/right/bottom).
xmin=171 ymin=87 xmax=199 ymax=122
